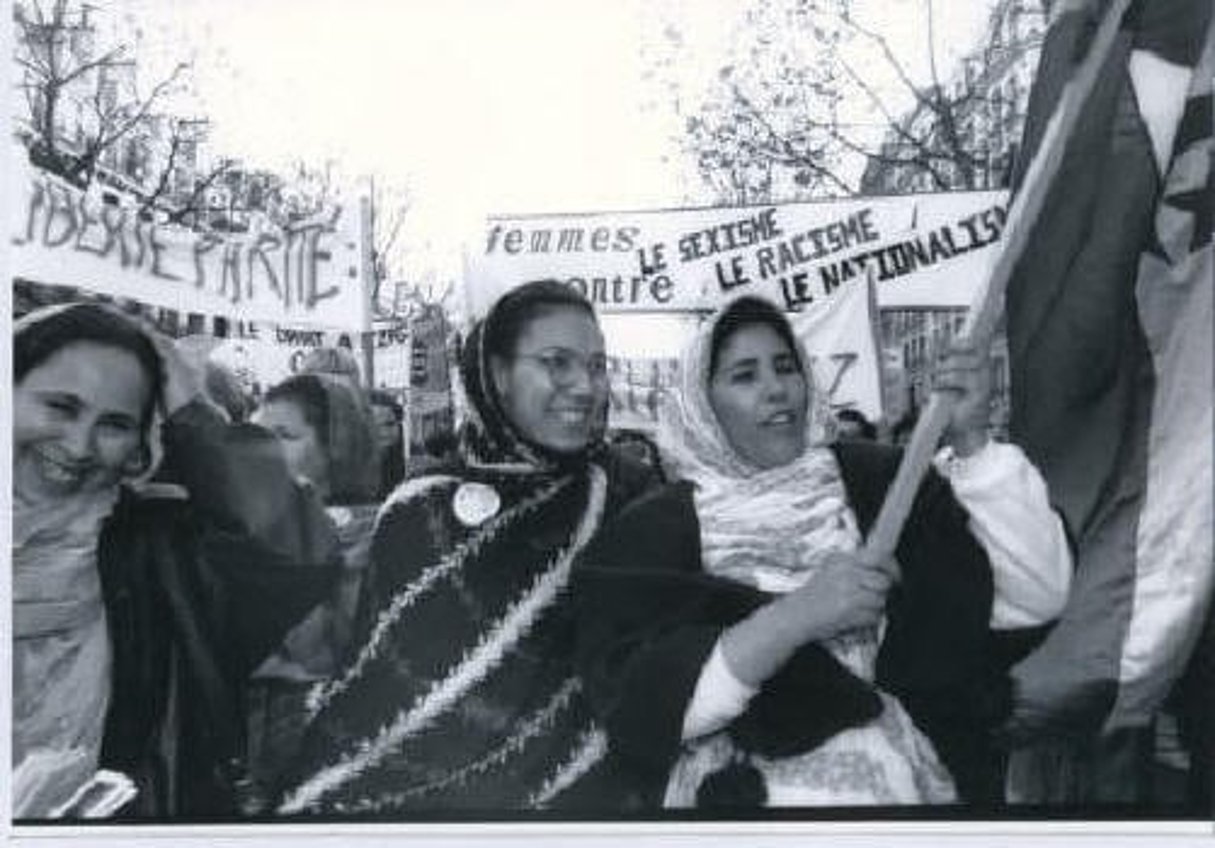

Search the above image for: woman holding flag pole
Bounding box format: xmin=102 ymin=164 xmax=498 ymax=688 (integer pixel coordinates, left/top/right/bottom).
xmin=571 ymin=295 xmax=1071 ymax=807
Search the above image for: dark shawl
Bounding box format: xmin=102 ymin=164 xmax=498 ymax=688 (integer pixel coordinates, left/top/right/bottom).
xmin=575 ymin=441 xmax=1040 ymax=807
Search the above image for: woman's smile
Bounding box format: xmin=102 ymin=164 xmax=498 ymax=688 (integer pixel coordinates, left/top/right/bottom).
xmin=33 ymin=446 xmax=93 ymax=482
xmin=761 ymin=409 xmax=798 ymax=428
xmin=552 ymin=406 xmax=592 ymax=425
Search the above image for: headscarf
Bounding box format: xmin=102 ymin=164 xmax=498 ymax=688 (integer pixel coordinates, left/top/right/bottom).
xmin=456 ymin=280 xmax=608 ymax=475
xmin=658 ymin=296 xmax=863 ymax=595
xmin=11 ymin=303 xmax=165 ymax=807
xmin=263 ymin=372 xmax=379 ymax=505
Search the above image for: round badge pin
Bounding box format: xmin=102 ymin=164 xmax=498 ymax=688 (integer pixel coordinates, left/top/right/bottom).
xmin=453 ymin=482 xmax=501 ymax=527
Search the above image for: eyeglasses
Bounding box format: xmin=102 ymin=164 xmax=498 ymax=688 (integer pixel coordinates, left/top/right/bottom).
xmin=517 ymin=348 xmax=609 ymax=385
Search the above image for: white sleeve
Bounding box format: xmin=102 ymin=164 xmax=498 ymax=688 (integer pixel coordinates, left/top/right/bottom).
xmin=681 ymin=638 xmax=760 ymax=741
xmin=933 ymin=441 xmax=1073 ymax=630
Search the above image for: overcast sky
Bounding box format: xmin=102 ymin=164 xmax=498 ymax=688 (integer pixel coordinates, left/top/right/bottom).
xmin=105 ymin=0 xmax=996 ymax=283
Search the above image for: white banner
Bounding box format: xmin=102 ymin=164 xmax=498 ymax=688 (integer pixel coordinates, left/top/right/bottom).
xmin=205 ymin=322 xmax=367 ymax=390
xmin=464 ymin=190 xmax=1007 ymax=318
xmin=792 ymin=275 xmax=883 ymax=422
xmin=10 ymin=165 xmax=369 ymax=330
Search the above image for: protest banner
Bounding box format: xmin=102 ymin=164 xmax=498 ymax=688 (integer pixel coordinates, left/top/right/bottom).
xmin=791 ymin=273 xmax=883 ymax=421
xmin=465 ymin=191 xmax=1002 ymax=429
xmin=209 ymin=322 xmax=367 ymax=389
xmin=463 ymin=190 xmax=1007 ymax=320
xmin=10 ymin=162 xmax=370 ymax=330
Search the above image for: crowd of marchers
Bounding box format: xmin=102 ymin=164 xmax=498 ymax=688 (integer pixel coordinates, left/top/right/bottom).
xmin=9 ymin=281 xmax=1202 ymax=820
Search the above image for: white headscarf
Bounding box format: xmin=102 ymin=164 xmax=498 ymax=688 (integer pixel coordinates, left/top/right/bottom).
xmin=657 ymin=296 xmax=863 ymax=594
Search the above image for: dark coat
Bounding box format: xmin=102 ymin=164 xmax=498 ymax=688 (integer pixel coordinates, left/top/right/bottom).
xmin=574 ymin=441 xmax=1048 ymax=808
xmin=95 ymin=401 xmax=340 ymax=820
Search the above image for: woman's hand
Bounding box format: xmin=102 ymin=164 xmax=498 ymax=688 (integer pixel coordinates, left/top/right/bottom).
xmin=932 ymin=340 xmax=993 ymax=458
xmin=780 ymin=549 xmax=893 ymax=643
xmin=147 ymin=330 xmax=206 ymax=417
xmin=720 ymin=549 xmax=895 ymax=689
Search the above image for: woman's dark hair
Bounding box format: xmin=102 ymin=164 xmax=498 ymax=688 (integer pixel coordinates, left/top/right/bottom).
xmin=368 ymin=389 xmax=407 ymax=497
xmin=708 ymin=296 xmax=803 ymax=378
xmin=368 ymin=389 xmax=404 ymax=422
xmin=481 ymin=279 xmax=596 ymax=362
xmin=835 ymin=408 xmax=878 ymax=441
xmin=265 ymin=374 xmax=331 ymax=449
xmin=608 ymin=428 xmax=667 ymax=482
xmin=15 ymin=303 xmax=163 ymax=427
xmin=264 ymin=373 xmax=378 ymax=504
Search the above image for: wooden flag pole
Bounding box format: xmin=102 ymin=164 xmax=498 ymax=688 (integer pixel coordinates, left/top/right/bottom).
xmin=863 ymin=0 xmax=1135 ymax=564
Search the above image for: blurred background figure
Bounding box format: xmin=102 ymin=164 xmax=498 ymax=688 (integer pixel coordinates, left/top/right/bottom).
xmin=421 ymin=430 xmax=460 ymax=473
xmin=204 ymin=360 xmax=255 ymax=424
xmin=367 ymin=390 xmax=406 ymax=499
xmin=609 ymin=428 xmax=668 ymax=483
xmin=396 ymin=430 xmax=461 ymax=479
xmin=834 ymin=408 xmax=877 ymax=442
xmin=175 ymin=335 xmax=255 ymax=423
xmin=246 ymin=372 xmax=381 ymax=801
xmin=298 ymin=346 xmax=362 ymax=390
xmin=254 ymin=373 xmax=379 ymax=505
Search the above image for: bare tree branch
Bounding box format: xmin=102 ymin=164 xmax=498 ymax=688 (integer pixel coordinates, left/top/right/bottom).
xmin=56 ymin=46 xmax=127 ymax=87
xmin=74 ymin=60 xmax=187 ymax=185
xmin=16 ymin=1 xmax=192 ymax=189
xmin=838 ymin=10 xmax=934 ymax=111
xmin=835 ymin=57 xmax=954 ymax=188
xmin=15 ymin=54 xmax=50 ymax=76
xmin=139 ymin=130 xmax=184 ymax=216
xmin=645 ymin=0 xmax=1042 ymax=200
xmin=165 ymin=159 xmax=235 ymax=225
xmin=728 ymin=83 xmax=857 ymax=195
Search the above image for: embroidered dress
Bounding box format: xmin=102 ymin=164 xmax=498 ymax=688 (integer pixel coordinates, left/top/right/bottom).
xmin=657 ymin=297 xmax=956 ymax=807
xmin=278 ymin=284 xmax=653 ymax=815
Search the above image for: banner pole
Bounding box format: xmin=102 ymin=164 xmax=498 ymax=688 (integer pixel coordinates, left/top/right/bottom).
xmin=862 ymin=0 xmax=1134 ymax=564
xmin=865 ymin=267 xmax=886 ymax=426
xmin=402 ymin=320 xmax=413 ymax=467
xmin=360 ymin=192 xmax=377 ymax=386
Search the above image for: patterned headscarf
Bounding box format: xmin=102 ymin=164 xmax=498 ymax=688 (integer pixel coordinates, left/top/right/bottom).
xmin=658 ymin=296 xmax=863 ymax=594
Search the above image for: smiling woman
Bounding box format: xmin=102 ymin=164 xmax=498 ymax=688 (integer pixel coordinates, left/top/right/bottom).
xmin=274 ymin=281 xmax=661 ymax=816
xmin=14 ymin=341 xmax=155 ymax=502
xmin=12 ymin=303 xmax=340 ymax=820
xmin=490 ymin=308 xmax=609 ymax=454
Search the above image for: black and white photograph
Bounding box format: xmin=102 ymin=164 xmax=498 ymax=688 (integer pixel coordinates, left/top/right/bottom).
xmin=5 ymin=0 xmax=1212 ymax=843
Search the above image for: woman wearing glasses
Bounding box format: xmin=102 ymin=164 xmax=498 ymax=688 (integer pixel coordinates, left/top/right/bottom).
xmin=276 ymin=280 xmax=660 ymax=815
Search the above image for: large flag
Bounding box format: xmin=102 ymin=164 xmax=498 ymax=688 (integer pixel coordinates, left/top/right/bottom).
xmin=1005 ymin=0 xmax=1213 ymax=743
